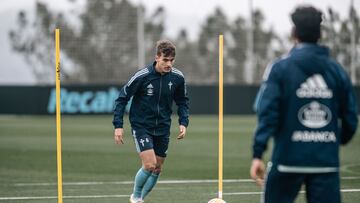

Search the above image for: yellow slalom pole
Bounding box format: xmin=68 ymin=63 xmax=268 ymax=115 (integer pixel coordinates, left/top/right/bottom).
xmin=208 ymin=35 xmax=226 ymax=203
xmin=218 ymin=34 xmax=224 ymax=200
xmin=55 ymin=28 xmax=63 ymax=203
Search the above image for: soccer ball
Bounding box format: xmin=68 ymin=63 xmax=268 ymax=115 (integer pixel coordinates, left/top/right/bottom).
xmin=208 ymin=198 xmax=226 ymax=203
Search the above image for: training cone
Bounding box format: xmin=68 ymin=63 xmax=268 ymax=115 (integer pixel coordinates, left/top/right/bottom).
xmin=208 ymin=198 xmax=226 ymax=203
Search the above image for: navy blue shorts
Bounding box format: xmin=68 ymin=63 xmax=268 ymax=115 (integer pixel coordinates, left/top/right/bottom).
xmin=262 ymin=163 xmax=340 ymax=203
xmin=131 ymin=128 xmax=170 ymax=157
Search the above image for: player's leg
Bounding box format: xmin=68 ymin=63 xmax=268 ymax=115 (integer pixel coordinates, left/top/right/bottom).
xmin=263 ymin=163 xmax=304 ymax=203
xmin=141 ymin=135 xmax=169 ymax=199
xmin=131 ymin=129 xmax=156 ymax=200
xmin=305 ymin=172 xmax=340 ymax=203
xmin=141 ymin=156 xmax=165 ymax=199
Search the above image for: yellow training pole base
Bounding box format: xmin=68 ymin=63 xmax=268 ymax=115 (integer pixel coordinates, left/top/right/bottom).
xmin=208 ymin=198 xmax=226 ymax=203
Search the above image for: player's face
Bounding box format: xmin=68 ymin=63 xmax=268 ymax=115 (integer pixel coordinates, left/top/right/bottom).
xmin=155 ymin=53 xmax=175 ymax=74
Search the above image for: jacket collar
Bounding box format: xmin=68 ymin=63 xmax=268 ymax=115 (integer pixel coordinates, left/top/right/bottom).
xmin=290 ymin=43 xmax=329 ymax=56
xmin=150 ymin=61 xmax=170 ymax=76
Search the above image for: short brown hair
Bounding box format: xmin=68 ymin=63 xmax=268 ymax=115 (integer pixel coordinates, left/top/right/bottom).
xmin=156 ymin=40 xmax=176 ymax=57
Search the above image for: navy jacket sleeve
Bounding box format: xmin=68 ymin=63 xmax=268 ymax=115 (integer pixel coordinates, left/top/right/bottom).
xmin=112 ymin=74 xmax=142 ymax=129
xmin=339 ymin=69 xmax=358 ymax=144
xmin=174 ymin=77 xmax=189 ymax=127
xmin=253 ymin=63 xmax=281 ymax=159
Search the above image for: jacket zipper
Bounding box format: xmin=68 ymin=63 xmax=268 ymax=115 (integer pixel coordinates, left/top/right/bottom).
xmin=154 ymin=75 xmax=162 ymax=135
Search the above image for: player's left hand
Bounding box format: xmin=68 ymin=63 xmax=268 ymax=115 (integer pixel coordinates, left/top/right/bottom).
xmin=177 ymin=125 xmax=186 ymax=139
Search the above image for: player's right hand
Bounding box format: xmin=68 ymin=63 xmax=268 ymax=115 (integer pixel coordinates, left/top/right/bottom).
xmin=114 ymin=128 xmax=124 ymax=144
xmin=250 ymin=158 xmax=265 ymax=186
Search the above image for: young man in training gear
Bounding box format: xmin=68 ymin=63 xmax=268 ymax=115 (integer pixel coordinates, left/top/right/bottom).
xmin=250 ymin=5 xmax=358 ymax=203
xmin=113 ymin=40 xmax=189 ymax=203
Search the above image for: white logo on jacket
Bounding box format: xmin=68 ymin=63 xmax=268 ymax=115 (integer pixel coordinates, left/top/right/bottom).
xmin=298 ymin=101 xmax=332 ymax=128
xmin=292 ymin=131 xmax=336 ymax=142
xmin=147 ymin=83 xmax=154 ymax=96
xmin=296 ymin=74 xmax=333 ymax=98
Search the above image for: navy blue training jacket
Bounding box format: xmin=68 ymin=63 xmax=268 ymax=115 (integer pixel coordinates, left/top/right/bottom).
xmin=253 ymin=43 xmax=358 ymax=171
xmin=113 ymin=62 xmax=189 ymax=136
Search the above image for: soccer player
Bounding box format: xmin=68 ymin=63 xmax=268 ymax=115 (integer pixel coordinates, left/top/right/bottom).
xmin=250 ymin=5 xmax=358 ymax=203
xmin=113 ymin=40 xmax=189 ymax=203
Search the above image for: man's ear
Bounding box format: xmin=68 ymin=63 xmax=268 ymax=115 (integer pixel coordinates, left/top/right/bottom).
xmin=155 ymin=54 xmax=160 ymax=61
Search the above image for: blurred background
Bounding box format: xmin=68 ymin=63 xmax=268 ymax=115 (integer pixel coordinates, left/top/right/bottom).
xmin=1 ymin=0 xmax=359 ymax=85
xmin=1 ymin=1 xmax=360 ymax=202
xmin=1 ymin=0 xmax=359 ymax=115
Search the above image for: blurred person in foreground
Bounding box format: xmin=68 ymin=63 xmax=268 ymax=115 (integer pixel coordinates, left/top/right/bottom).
xmin=250 ymin=5 xmax=358 ymax=203
xmin=113 ymin=40 xmax=189 ymax=203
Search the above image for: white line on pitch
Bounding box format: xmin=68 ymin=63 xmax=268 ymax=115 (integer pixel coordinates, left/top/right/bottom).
xmin=342 ymin=176 xmax=360 ymax=180
xmin=13 ymin=179 xmax=253 ymax=186
xmin=0 ymin=194 xmax=129 ymax=201
xmin=13 ymin=176 xmax=360 ymax=187
xmin=1 ymin=189 xmax=360 ymax=201
xmin=223 ymin=189 xmax=360 ymax=196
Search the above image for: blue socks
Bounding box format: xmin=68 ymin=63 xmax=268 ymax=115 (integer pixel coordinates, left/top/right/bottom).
xmin=133 ymin=168 xmax=151 ymax=198
xmin=141 ymin=173 xmax=160 ymax=199
xmin=132 ymin=167 xmax=161 ymax=200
